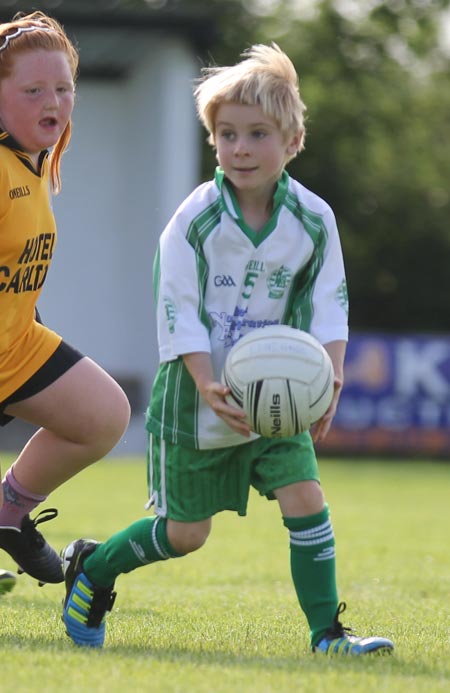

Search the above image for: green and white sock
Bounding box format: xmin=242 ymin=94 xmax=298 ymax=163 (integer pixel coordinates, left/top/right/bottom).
xmin=283 ymin=505 xmax=339 ymax=648
xmin=84 ymin=516 xmax=181 ymax=588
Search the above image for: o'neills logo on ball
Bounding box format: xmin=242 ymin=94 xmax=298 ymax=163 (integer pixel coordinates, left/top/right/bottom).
xmin=270 ymin=393 xmax=282 ymax=435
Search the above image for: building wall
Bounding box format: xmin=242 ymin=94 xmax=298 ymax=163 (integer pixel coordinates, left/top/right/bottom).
xmin=2 ymin=35 xmax=201 ymax=455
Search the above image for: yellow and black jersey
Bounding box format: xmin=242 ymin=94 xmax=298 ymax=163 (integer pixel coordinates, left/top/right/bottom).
xmin=0 ymin=132 xmax=61 ymax=401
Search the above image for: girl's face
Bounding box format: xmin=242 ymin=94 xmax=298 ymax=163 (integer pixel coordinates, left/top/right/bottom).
xmin=0 ymin=49 xmax=74 ymax=162
xmin=214 ymin=102 xmax=300 ymax=196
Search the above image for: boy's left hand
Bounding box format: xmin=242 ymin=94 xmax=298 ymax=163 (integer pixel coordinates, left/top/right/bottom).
xmin=311 ymin=377 xmax=343 ymax=443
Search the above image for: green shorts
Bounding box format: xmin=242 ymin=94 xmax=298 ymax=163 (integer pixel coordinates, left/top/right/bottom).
xmin=146 ymin=432 xmax=319 ymax=521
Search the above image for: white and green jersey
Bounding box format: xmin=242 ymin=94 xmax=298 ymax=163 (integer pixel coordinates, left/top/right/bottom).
xmin=147 ymin=168 xmax=348 ymax=450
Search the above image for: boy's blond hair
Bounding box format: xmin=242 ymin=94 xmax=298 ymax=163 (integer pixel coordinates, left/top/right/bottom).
xmin=194 ymin=43 xmax=306 ymax=160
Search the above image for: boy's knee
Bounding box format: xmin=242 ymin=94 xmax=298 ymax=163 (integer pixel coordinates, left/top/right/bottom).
xmin=168 ymin=519 xmax=211 ymax=555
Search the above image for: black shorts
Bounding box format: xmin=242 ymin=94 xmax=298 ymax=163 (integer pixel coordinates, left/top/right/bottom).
xmin=0 ymin=340 xmax=84 ymax=427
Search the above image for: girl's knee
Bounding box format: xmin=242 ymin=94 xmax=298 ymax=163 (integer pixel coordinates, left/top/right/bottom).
xmin=71 ymin=386 xmax=130 ymax=458
xmin=91 ymin=384 xmax=131 ymax=451
xmin=109 ymin=387 xmax=131 ymax=439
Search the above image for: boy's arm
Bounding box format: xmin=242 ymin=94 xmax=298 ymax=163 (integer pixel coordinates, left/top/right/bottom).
xmin=182 ymin=352 xmax=251 ymax=438
xmin=311 ymin=339 xmax=346 ymax=443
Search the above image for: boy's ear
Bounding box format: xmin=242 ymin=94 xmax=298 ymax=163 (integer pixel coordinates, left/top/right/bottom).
xmin=286 ymin=130 xmax=303 ymax=155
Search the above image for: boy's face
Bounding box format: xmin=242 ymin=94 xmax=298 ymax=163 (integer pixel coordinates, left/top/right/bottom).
xmin=214 ymin=102 xmax=300 ymax=194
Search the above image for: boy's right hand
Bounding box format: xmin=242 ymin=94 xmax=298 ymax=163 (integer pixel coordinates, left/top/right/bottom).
xmin=182 ymin=352 xmax=252 ymax=437
xmin=201 ymin=381 xmax=252 ymax=437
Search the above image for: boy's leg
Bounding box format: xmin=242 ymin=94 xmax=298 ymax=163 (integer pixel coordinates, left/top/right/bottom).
xmin=61 ymin=434 xmax=252 ymax=648
xmin=283 ymin=503 xmax=394 ymax=655
xmin=61 ymin=432 xmax=218 ymax=648
xmin=61 ymin=515 xmax=184 ymax=648
xmin=258 ymin=436 xmax=393 ymax=656
xmin=84 ymin=515 xmax=186 ymax=586
xmin=282 ymin=503 xmax=338 ymax=647
xmin=255 ymin=435 xmax=337 ymax=646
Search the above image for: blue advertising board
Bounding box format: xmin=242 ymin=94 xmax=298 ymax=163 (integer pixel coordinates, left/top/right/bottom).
xmin=317 ymin=333 xmax=450 ymax=457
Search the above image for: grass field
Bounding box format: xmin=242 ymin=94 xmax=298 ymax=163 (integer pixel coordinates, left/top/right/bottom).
xmin=0 ymin=454 xmax=448 ymax=693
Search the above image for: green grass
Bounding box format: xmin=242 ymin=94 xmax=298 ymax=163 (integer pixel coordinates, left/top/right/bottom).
xmin=0 ymin=455 xmax=449 ymax=692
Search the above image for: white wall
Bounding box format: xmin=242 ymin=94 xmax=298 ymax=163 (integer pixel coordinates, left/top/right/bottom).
xmin=39 ymin=35 xmax=201 ymax=454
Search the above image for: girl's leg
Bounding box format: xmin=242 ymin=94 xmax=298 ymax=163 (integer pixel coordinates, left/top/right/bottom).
xmin=0 ymin=463 xmax=13 ymax=595
xmin=3 ymin=357 xmax=130 ymax=494
xmin=0 ymin=358 xmax=130 ymax=584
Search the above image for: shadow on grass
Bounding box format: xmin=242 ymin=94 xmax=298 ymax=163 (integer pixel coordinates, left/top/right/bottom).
xmin=0 ymin=620 xmax=445 ymax=682
xmin=105 ymin=639 xmax=447 ymax=680
xmin=1 ymin=594 xmax=447 ymax=683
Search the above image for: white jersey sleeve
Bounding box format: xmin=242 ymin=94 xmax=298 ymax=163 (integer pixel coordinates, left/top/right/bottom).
xmin=305 ymin=204 xmax=348 ymax=344
xmin=155 ymin=183 xmax=215 ymax=362
xmin=287 ymin=179 xmax=348 ymax=344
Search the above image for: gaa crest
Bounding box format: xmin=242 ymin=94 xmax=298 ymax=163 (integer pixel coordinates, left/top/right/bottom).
xmin=267 ymin=265 xmax=292 ymax=299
